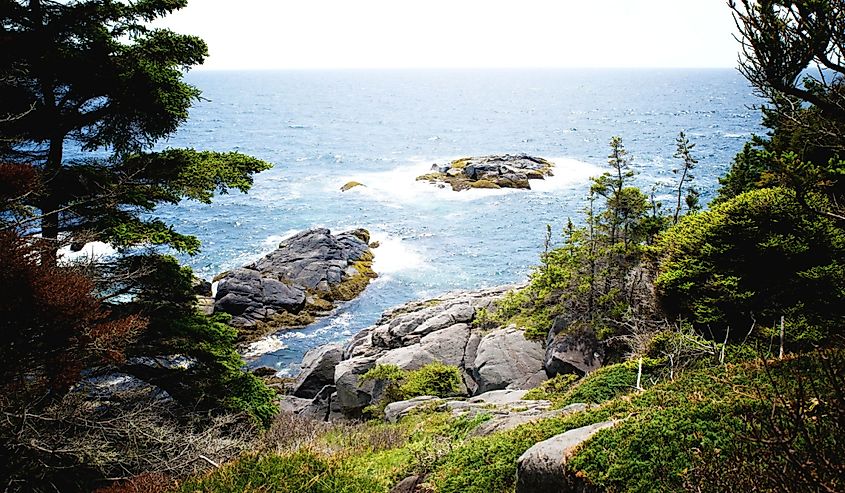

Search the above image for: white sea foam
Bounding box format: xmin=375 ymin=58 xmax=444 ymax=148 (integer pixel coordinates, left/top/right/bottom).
xmin=529 ymin=157 xmax=603 ymax=192
xmin=261 ymin=229 xmax=301 ymax=248
xmin=58 ymin=241 xmax=117 ymax=265
xmin=334 ymin=156 xmax=599 ymax=206
xmin=369 ymin=231 xmax=424 ymax=274
xmin=243 ymin=336 xmax=289 ymax=360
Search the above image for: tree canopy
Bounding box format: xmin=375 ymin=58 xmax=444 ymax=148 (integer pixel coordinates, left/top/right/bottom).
xmin=0 ymin=0 xmax=271 ymax=257
xmin=724 ymin=0 xmax=845 ymax=222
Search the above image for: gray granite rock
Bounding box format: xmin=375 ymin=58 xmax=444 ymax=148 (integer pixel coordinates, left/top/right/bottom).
xmin=213 ymin=228 xmax=373 ymax=328
xmin=330 ymin=286 xmax=526 ymax=415
xmin=293 ymin=344 xmax=343 ymax=398
xmin=384 ymin=395 xmax=441 ymax=423
xmin=545 ymin=320 xmax=604 ymax=377
xmin=472 ymin=326 xmax=548 ymax=394
xmin=516 ymin=420 xmax=619 ymax=493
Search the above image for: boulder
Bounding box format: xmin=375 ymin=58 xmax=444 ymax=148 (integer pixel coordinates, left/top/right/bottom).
xmin=334 ymin=357 xmax=378 ymax=415
xmin=418 ymin=323 xmax=471 ymax=367
xmin=278 ymin=385 xmax=339 ymax=421
xmin=467 ymin=389 xmax=529 ymax=405
xmin=389 ymin=475 xmax=421 ymax=493
xmin=376 ymin=345 xmax=437 ymax=371
xmin=278 ymin=395 xmax=313 ymax=415
xmin=516 ymin=420 xmax=618 ymax=493
xmin=545 ymin=321 xmax=604 ymax=377
xmin=293 ymin=344 xmax=343 ymax=398
xmin=470 ymin=402 xmax=588 ymax=437
xmin=384 ymin=395 xmax=441 ymax=423
xmin=472 ymin=326 xmax=547 ymax=394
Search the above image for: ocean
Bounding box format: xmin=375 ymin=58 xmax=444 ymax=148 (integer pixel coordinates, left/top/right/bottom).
xmin=154 ymin=68 xmax=764 ymax=374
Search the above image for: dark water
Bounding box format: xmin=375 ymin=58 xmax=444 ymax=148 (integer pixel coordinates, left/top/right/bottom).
xmin=152 ymin=69 xmax=763 ymax=374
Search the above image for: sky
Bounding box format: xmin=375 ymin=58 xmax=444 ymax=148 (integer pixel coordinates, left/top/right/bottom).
xmin=156 ymin=0 xmax=741 ymax=70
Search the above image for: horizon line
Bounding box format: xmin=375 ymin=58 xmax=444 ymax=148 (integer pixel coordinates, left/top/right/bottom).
xmin=189 ymin=65 xmax=739 ymax=72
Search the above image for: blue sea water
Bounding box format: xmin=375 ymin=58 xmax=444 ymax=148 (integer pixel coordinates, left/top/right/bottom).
xmin=155 ymin=69 xmax=764 ymax=374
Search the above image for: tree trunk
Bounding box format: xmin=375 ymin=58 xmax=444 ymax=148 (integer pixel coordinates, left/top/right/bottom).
xmin=39 ymin=137 xmax=62 ymax=266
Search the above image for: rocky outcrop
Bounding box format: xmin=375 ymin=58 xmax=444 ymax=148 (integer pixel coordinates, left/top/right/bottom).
xmin=292 ymin=344 xmax=343 ymax=398
xmin=473 ymin=326 xmax=547 ymax=393
xmin=384 ymin=395 xmax=441 ymax=423
xmin=337 ymin=286 xmax=548 ymax=415
xmin=373 ymin=388 xmax=589 ymax=433
xmin=545 ymin=320 xmax=604 ymax=377
xmin=516 ymin=420 xmax=619 ymax=493
xmin=416 ymin=155 xmax=555 ymax=191
xmin=213 ymin=228 xmax=377 ymax=341
xmin=280 ymin=285 xmax=551 ymax=418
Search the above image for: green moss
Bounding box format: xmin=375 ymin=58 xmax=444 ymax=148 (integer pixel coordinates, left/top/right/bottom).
xmin=340 ymin=180 xmax=365 ymax=191
xmin=306 ymin=296 xmax=334 ymax=312
xmin=330 ymin=250 xmax=377 ymax=302
xmin=239 ymin=310 xmax=316 ymax=343
xmin=416 ymin=172 xmax=445 ymax=182
xmin=470 ymin=179 xmax=501 ymax=189
xmin=450 ymin=158 xmax=471 ymax=169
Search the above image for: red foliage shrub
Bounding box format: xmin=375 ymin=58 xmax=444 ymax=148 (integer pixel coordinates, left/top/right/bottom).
xmin=0 ymin=230 xmax=145 ymax=398
xmin=0 ymin=162 xmax=39 ymax=202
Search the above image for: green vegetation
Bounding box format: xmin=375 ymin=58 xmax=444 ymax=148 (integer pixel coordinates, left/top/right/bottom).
xmin=361 ymin=362 xmax=463 ymax=417
xmin=0 ymin=1 xmax=275 ymax=490
xmin=180 ymin=411 xmax=493 ymax=493
xmin=523 ymin=373 xmax=580 ymax=400
xmin=178 ymin=451 xmax=387 ymax=493
xmin=656 ymin=187 xmax=845 ymax=346
xmin=493 ymin=137 xmax=660 ymax=345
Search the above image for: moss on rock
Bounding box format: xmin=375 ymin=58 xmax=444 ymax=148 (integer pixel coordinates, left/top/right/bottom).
xmin=416 ymin=155 xmax=555 ymax=192
xmin=450 ymin=157 xmax=471 ymax=169
xmin=416 ymin=172 xmax=445 ymax=182
xmin=470 ymin=179 xmax=501 ymax=189
xmin=330 ymin=250 xmax=378 ymax=302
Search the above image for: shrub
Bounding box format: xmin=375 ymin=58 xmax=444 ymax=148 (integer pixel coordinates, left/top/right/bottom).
xmin=560 ymin=358 xmax=663 ymax=406
xmin=361 ymin=362 xmax=462 ymax=417
xmin=656 ymin=187 xmax=845 ymax=347
xmin=399 ymin=362 xmax=462 ymax=399
xmin=523 ymin=373 xmax=580 ymax=401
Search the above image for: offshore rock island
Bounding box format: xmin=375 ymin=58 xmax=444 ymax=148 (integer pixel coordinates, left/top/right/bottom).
xmin=416 ymin=154 xmax=556 ymax=191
